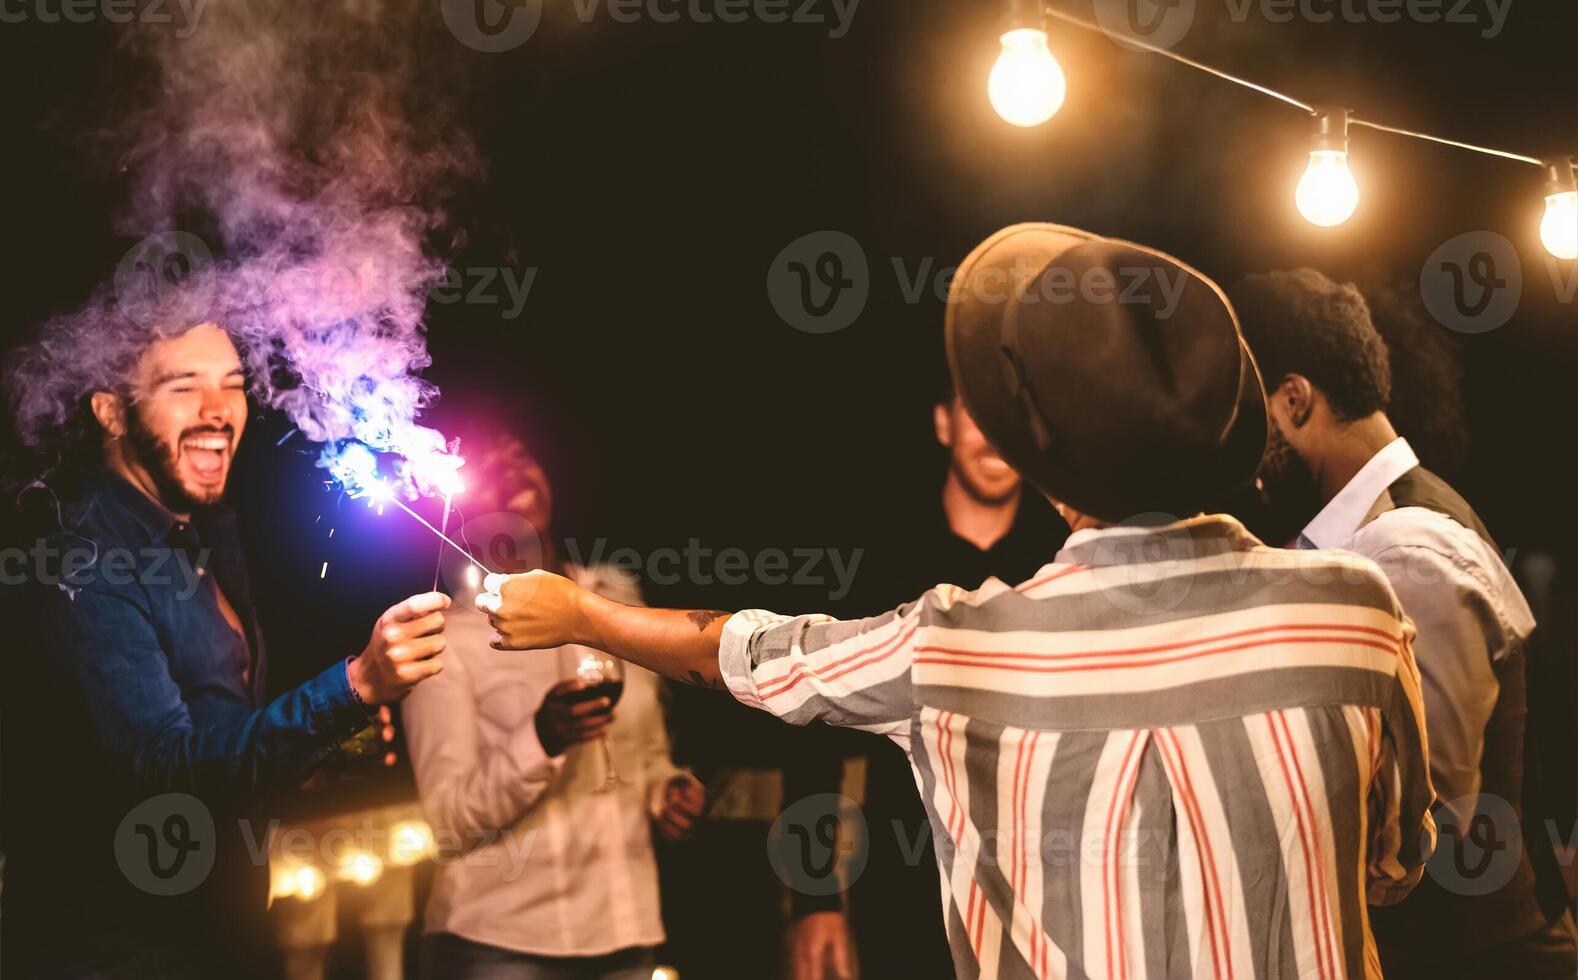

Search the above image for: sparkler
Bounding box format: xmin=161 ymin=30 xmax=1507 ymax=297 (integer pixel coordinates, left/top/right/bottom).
xmin=389 ymin=496 xmax=490 ymax=576
xmin=432 ymin=437 xmax=460 ymax=591
xmin=324 ymin=438 xmax=493 ymax=580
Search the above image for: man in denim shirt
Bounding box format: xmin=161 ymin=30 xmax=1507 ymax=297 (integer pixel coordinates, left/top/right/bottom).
xmin=2 ymin=316 xmax=450 ymax=977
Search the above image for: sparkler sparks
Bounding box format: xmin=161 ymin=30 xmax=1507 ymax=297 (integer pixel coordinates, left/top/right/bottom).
xmin=320 ymin=435 xmax=491 ymax=580
xmin=388 ymin=496 xmax=491 ymax=576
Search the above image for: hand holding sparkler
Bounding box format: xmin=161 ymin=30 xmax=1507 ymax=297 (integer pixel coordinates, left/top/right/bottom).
xmin=347 ymin=591 xmax=451 ymax=705
xmin=477 ymin=571 xmax=593 ymax=651
xmin=478 ymin=573 xmax=735 ymax=694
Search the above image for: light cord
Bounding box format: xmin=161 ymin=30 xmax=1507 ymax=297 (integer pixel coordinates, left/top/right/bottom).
xmin=1040 ymin=2 xmax=1557 ymax=168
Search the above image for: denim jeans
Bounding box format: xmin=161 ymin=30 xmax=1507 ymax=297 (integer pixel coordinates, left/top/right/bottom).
xmin=420 ymin=934 xmax=656 ymax=980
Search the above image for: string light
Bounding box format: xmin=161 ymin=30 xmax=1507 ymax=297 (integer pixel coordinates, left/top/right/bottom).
xmin=339 ymin=849 xmax=385 ymax=887
xmin=989 ymin=0 xmax=1065 ymax=128
xmin=1541 ymin=156 xmax=1577 ymax=261
xmin=995 ymin=2 xmax=1574 ymax=258
xmin=270 ymin=861 xmax=327 ymax=903
xmin=389 ymin=819 xmax=437 ymax=866
xmin=1296 ymin=108 xmax=1360 ymax=227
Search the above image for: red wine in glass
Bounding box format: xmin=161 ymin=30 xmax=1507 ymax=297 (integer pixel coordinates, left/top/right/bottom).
xmin=564 ymin=679 xmax=624 ymax=708
xmin=560 ymin=649 xmax=626 ymax=792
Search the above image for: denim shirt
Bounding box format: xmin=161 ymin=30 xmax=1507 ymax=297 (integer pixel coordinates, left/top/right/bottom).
xmin=2 ymin=468 xmax=375 ymax=976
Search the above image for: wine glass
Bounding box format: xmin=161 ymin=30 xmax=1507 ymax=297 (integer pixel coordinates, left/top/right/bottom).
xmin=559 ymin=648 xmax=625 ymax=793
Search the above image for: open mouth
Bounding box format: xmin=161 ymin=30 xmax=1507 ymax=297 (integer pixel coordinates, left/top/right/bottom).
xmin=182 ymin=434 xmax=231 ymax=484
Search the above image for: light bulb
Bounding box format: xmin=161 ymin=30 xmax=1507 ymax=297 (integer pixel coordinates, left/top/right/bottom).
xmin=1296 ymin=150 xmax=1360 ymax=227
xmin=1540 ymin=190 xmax=1577 ymax=260
xmin=989 ymin=29 xmax=1066 ymax=128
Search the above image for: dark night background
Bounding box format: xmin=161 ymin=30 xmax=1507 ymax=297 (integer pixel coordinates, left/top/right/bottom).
xmin=1 ymin=0 xmax=1574 ymax=925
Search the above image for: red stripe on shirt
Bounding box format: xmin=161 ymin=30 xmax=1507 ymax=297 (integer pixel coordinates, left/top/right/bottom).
xmin=1266 ymin=713 xmax=1330 ymax=980
xmin=1104 ymin=731 xmax=1145 ymax=980
xmin=1277 ymin=710 xmax=1340 ymax=979
xmin=757 ymin=620 xmax=921 ymax=702
xmin=1159 ymin=729 xmax=1233 ymax=980
xmin=1016 ymin=564 xmax=1091 ymax=593
xmin=917 ymin=621 xmax=1399 ymax=664
xmin=916 ymin=634 xmax=1400 ymax=679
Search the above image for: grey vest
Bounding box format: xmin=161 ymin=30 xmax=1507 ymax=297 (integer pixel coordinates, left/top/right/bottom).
xmin=1366 ymin=465 xmax=1556 ymax=970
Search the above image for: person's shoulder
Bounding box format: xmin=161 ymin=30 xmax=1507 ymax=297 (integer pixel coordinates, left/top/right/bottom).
xmin=1355 ymin=506 xmax=1532 ymax=635
xmin=1356 ymin=505 xmax=1497 ymax=567
xmin=21 ymin=473 xmax=146 ymax=551
xmin=9 ymin=479 xmax=150 ymax=601
xmin=916 ymin=573 xmax=1020 ymax=617
xmin=1250 ymin=542 xmax=1408 ymax=622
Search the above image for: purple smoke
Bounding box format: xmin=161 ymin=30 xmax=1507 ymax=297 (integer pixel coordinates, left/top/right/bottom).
xmin=11 ymin=0 xmax=478 ymax=498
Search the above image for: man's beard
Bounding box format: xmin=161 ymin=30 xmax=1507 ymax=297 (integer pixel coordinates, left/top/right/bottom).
xmin=124 ymin=405 xmax=230 ymax=512
xmin=1256 ymin=421 xmax=1324 ymax=547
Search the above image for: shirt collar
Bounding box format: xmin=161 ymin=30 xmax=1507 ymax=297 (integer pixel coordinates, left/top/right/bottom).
xmin=1300 ymin=436 xmax=1419 ymax=550
xmin=80 ymin=467 xmax=230 ymax=544
xmin=1054 ymin=513 xmax=1262 ymax=567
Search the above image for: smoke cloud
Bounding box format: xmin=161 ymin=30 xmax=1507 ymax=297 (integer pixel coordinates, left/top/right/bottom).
xmin=9 ymin=0 xmax=478 ymax=497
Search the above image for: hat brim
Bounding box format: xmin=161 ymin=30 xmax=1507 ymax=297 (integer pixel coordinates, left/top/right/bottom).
xmin=945 ymin=223 xmax=1268 ymax=522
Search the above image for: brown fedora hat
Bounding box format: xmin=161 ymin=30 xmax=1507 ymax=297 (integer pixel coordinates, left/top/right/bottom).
xmin=945 ymin=223 xmax=1267 ymax=523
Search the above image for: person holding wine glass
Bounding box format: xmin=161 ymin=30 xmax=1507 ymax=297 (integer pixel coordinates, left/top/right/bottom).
xmin=403 ymin=433 xmax=705 ymax=979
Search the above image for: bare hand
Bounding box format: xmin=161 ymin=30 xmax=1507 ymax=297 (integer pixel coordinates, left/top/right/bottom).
xmin=653 ymin=772 xmax=706 ymax=841
xmin=790 ymin=911 xmax=854 ymax=980
xmin=477 ymin=571 xmax=593 ymax=650
xmin=535 ymin=679 xmax=615 ymax=757
xmin=347 ymin=592 xmax=450 ymax=705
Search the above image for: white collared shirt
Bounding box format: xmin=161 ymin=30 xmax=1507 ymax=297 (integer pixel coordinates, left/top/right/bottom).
xmin=403 ymin=564 xmax=688 ymax=957
xmin=1300 ymin=436 xmax=1422 ymax=550
xmin=1300 ymin=437 xmax=1535 ymax=818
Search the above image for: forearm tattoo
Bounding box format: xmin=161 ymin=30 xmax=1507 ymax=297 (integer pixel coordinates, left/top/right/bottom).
xmin=686 ymin=609 xmax=728 ymax=632
xmin=686 ymin=669 xmax=726 ymax=691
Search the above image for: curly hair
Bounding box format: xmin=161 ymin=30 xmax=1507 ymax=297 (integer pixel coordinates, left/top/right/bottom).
xmin=1361 ymin=277 xmax=1468 ymax=479
xmin=1229 ymin=268 xmax=1391 ymax=422
xmin=3 ymin=281 xmax=233 ymax=476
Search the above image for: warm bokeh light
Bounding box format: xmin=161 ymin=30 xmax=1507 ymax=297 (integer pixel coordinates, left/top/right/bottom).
xmin=271 ymin=861 xmax=327 ymax=902
xmin=1296 ymin=150 xmax=1360 ymax=227
xmin=389 ymin=819 xmax=436 ymax=866
xmin=339 ymin=849 xmax=385 ymax=886
xmin=989 ymin=29 xmax=1066 ymax=128
xmin=1540 ymin=190 xmax=1577 ymax=260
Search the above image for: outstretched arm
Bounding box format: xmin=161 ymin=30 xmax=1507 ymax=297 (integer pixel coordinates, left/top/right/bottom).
xmin=480 ymin=570 xmax=937 ymax=745
xmin=479 ymin=570 xmax=733 ymax=689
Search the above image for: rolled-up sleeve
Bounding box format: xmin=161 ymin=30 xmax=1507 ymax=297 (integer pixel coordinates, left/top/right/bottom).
xmin=718 ymin=595 xmax=935 ymax=748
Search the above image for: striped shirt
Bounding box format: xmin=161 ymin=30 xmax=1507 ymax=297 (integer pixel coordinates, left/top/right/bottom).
xmin=718 ymin=515 xmax=1436 ymax=979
